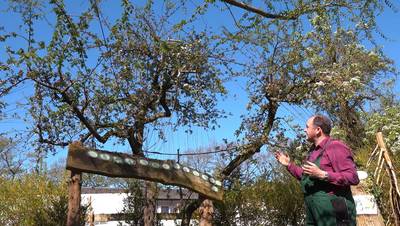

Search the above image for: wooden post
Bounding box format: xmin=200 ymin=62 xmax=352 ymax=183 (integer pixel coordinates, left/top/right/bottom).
xmin=88 ymin=196 xmax=95 ymax=226
xmin=67 ymin=142 xmax=84 ymax=226
xmin=199 ymin=199 xmax=214 ymax=226
xmin=376 ymin=132 xmax=400 ymax=225
xmin=67 ymin=170 xmax=82 ymax=226
xmin=144 ymin=181 xmax=156 ymax=226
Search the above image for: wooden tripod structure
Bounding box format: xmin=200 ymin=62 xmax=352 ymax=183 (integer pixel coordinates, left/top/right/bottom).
xmin=65 ymin=142 xmax=223 ymax=226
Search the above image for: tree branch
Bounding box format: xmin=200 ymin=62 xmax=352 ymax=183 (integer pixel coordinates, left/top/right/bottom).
xmin=0 ymin=151 xmax=20 ymax=179
xmin=0 ymin=76 xmax=29 ymax=96
xmin=31 ymin=75 xmax=117 ymax=144
xmin=220 ymin=0 xmax=296 ymax=20
xmin=36 ymin=123 xmax=69 ymax=146
xmin=180 ymin=196 xmax=205 ymax=226
xmin=144 ymin=73 xmax=172 ymax=124
xmin=79 ymin=132 xmax=92 ymax=143
xmin=58 ymin=91 xmax=109 ymax=143
xmin=221 ymin=101 xmax=278 ymax=178
xmin=38 ymin=137 xmax=69 ymax=147
xmin=220 ymin=0 xmax=349 ymax=20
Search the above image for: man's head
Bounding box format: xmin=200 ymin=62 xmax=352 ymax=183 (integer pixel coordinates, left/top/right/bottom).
xmin=305 ymin=115 xmax=332 ymax=143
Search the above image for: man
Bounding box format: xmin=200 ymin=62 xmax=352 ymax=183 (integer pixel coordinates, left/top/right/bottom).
xmin=275 ymin=115 xmax=359 ymax=226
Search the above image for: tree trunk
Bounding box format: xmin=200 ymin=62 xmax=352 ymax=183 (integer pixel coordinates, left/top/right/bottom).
xmin=144 ymin=181 xmax=157 ymax=226
xmin=128 ymin=122 xmax=158 ymax=225
xmin=339 ymin=101 xmax=365 ymax=150
xmin=67 ymin=170 xmax=82 ymax=226
xmin=199 ymin=199 xmax=214 ymax=226
xmin=180 ymin=198 xmax=204 ymax=226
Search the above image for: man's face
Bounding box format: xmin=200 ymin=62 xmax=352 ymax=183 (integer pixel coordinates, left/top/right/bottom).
xmin=304 ymin=117 xmax=320 ymax=142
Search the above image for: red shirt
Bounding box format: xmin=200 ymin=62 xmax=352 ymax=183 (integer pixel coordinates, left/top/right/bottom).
xmin=287 ymin=137 xmax=360 ymax=187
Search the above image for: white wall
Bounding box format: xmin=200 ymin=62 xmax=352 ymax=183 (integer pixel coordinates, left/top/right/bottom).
xmin=81 ymin=193 xmax=197 ymax=226
xmin=82 ymin=193 xmax=127 ymax=214
xmin=89 ymin=220 xmax=196 ymax=226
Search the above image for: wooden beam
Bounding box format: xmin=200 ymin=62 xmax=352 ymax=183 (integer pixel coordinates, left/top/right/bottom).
xmin=66 ymin=143 xmax=223 ymax=201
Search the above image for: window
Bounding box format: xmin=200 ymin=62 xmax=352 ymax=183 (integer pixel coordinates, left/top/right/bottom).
xmin=161 ymin=206 xmax=169 ymax=214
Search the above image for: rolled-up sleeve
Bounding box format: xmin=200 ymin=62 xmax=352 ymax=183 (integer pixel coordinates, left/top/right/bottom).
xmin=287 ymin=162 xmax=304 ymax=180
xmin=325 ymin=141 xmax=359 ymax=186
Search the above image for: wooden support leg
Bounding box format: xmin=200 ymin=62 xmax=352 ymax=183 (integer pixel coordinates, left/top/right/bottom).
xmin=144 ymin=181 xmax=156 ymax=226
xmin=199 ymin=199 xmax=214 ymax=226
xmin=67 ymin=170 xmax=82 ymax=226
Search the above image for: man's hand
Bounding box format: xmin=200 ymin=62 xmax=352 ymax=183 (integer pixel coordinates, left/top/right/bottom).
xmin=274 ymin=151 xmax=290 ymax=167
xmin=302 ymin=161 xmax=327 ymax=180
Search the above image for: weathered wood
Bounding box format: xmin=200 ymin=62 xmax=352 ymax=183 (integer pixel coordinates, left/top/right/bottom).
xmin=67 ymin=170 xmax=82 ymax=226
xmin=376 ymin=132 xmax=400 ymax=225
xmin=144 ymin=181 xmax=156 ymax=226
xmin=180 ymin=197 xmax=204 ymax=226
xmin=88 ymin=196 xmax=94 ymax=226
xmin=376 ymin=133 xmax=400 ymax=197
xmin=199 ymin=199 xmax=214 ymax=226
xmin=66 ymin=143 xmax=223 ymax=201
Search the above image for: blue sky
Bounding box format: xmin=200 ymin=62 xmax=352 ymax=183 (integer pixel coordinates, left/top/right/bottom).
xmin=0 ymin=1 xmax=399 ymax=166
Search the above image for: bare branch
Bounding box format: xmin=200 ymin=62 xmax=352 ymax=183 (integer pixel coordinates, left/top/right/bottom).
xmin=0 ymin=152 xmax=22 ymax=179
xmin=59 ymin=91 xmax=108 ymax=143
xmin=101 ymin=129 xmax=127 ymax=141
xmin=221 ymin=101 xmax=278 ymax=178
xmin=221 ymin=141 xmax=263 ymax=178
xmin=0 ymin=76 xmax=29 ymax=96
xmin=30 ymin=76 xmax=113 ymax=144
xmin=36 ymin=123 xmax=69 ymax=146
xmin=38 ymin=137 xmax=69 ymax=147
xmin=220 ymin=0 xmax=349 ymax=20
xmin=220 ymin=0 xmax=296 ymax=20
xmin=144 ymin=72 xmax=172 ymax=124
xmin=144 ymin=112 xmax=171 ymax=124
xmin=79 ymin=132 xmax=92 ymax=143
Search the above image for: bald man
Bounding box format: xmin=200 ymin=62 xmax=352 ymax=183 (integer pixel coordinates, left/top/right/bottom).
xmin=275 ymin=115 xmax=359 ymax=226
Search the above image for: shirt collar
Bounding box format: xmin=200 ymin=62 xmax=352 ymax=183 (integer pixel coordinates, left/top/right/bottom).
xmin=316 ymin=136 xmax=331 ymax=149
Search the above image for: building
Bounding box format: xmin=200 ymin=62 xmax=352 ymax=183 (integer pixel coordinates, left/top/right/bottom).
xmin=82 ymin=187 xmax=199 ymax=226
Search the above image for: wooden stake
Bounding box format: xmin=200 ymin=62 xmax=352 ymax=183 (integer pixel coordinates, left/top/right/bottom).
xmin=376 ymin=132 xmax=400 ymax=225
xmin=144 ymin=181 xmax=157 ymax=226
xmin=67 ymin=169 xmax=82 ymax=226
xmin=199 ymin=199 xmax=214 ymax=226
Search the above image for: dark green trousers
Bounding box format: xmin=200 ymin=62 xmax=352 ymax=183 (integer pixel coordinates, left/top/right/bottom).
xmin=303 ymin=191 xmax=356 ymax=226
xmin=301 ymin=156 xmax=356 ymax=226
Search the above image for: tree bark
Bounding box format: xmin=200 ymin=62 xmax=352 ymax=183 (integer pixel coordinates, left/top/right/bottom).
xmin=180 ymin=197 xmax=204 ymax=226
xmin=129 ymin=121 xmax=158 ymax=226
xmin=144 ymin=181 xmax=157 ymax=226
xmin=67 ymin=170 xmax=82 ymax=226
